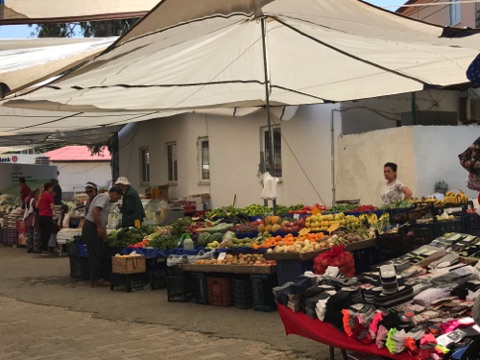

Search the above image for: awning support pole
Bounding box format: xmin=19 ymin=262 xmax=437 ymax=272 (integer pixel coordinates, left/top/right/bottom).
xmin=261 ymin=17 xmax=274 ymax=176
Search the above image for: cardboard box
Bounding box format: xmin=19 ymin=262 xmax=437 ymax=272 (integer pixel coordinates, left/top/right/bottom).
xmin=112 ymin=256 xmax=146 ymax=274
xmin=150 ymin=185 xmax=169 ymax=201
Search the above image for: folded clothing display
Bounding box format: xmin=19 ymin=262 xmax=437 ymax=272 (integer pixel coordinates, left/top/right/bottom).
xmin=374 ymin=285 xmax=414 ymax=309
xmin=413 ymin=287 xmax=451 ymax=307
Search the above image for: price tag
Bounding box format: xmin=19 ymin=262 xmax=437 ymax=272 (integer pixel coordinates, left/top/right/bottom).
xmin=293 ymin=213 xmax=300 ymax=220
xmin=217 ymin=252 xmax=227 ymax=261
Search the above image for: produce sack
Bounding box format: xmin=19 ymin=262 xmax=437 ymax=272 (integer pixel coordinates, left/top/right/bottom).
xmin=458 ymin=136 xmax=480 ymax=176
xmin=313 ymin=244 xmax=355 ymax=277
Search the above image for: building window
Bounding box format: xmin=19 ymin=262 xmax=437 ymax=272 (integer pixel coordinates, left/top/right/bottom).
xmin=260 ymin=125 xmax=282 ymax=177
xmin=167 ymin=142 xmax=178 ymax=182
xmin=198 ymin=137 xmax=210 ymax=181
xmin=449 ymin=0 xmax=461 ymax=26
xmin=476 ymin=2 xmax=480 ymax=28
xmin=140 ymin=147 xmax=150 ymax=183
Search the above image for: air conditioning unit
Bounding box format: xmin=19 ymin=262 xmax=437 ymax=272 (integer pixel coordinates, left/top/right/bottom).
xmin=459 ymin=97 xmax=480 ymax=123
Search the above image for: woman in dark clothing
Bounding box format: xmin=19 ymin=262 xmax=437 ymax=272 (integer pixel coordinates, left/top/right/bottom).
xmin=23 ymin=188 xmax=41 ymax=253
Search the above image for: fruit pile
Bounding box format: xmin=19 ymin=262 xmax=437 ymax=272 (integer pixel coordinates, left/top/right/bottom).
xmin=305 ymin=212 xmax=361 ymax=231
xmin=257 ymin=232 xmax=326 ymax=250
xmin=194 ymin=253 xmax=275 ymax=266
xmin=257 ymin=215 xmax=282 ymax=233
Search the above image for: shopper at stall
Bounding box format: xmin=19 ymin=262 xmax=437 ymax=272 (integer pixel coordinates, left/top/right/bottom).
xmin=114 ymin=176 xmax=145 ymax=228
xmin=23 ymin=188 xmax=40 ymax=253
xmin=19 ymin=177 xmax=31 ymax=209
xmin=37 ymin=182 xmax=55 ymax=255
xmin=82 ymin=186 xmax=123 ymax=287
xmin=380 ymin=162 xmax=413 ymax=205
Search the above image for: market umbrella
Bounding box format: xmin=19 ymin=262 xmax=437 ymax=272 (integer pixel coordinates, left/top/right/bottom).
xmin=3 ymin=0 xmax=480 ymax=157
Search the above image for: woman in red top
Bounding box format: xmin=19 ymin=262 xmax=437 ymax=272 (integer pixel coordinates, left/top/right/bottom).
xmin=37 ymin=182 xmax=54 ymax=255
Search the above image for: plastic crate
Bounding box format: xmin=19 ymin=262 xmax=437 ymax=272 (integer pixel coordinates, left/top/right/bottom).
xmin=148 ymin=269 xmax=167 ymax=290
xmin=351 ymin=247 xmax=379 ymax=275
xmin=250 ymin=274 xmax=277 ymax=312
xmin=464 ymin=213 xmax=480 ymax=233
xmin=276 ymin=259 xmax=314 ymax=286
xmin=387 ymin=203 xmax=435 ymax=224
xmin=167 ymin=275 xmax=194 ymax=302
xmin=77 ymin=240 xmax=89 ymax=258
xmin=167 ymin=265 xmax=184 ymax=276
xmin=69 ymin=255 xmax=81 ymax=278
xmin=111 ymin=272 xmax=148 ymax=292
xmin=193 ymin=272 xmax=209 ymax=304
xmin=413 ymin=218 xmax=464 ymax=240
xmin=375 ymin=232 xmax=407 ymax=261
xmin=232 ymin=276 xmax=253 ymax=309
xmin=434 ymin=218 xmax=463 ymax=237
xmin=207 ymin=275 xmax=234 ymax=307
xmin=79 ymin=257 xmax=90 ymax=281
xmin=66 ymin=241 xmax=78 ymax=256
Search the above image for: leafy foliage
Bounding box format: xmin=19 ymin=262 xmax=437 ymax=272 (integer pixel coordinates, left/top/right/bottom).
xmin=30 ymin=19 xmax=140 ymax=38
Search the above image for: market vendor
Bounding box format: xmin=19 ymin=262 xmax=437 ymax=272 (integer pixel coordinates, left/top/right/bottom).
xmin=114 ymin=176 xmax=145 ymax=228
xmin=380 ymin=162 xmax=413 ymax=205
xmin=82 ymin=186 xmax=123 ymax=287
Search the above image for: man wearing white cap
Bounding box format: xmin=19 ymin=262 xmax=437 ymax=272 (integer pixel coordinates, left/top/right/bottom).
xmin=114 ymin=176 xmax=145 ymax=228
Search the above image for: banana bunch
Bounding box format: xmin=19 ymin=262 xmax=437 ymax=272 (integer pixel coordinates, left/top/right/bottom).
xmin=443 ymin=191 xmax=469 ymax=205
xmin=358 ymin=212 xmax=378 ymax=225
xmin=419 ymin=197 xmax=445 ymax=207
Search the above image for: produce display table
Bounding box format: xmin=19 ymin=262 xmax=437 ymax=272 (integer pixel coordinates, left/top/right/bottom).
xmin=277 ymin=304 xmax=414 ymax=360
xmin=264 ymin=239 xmax=376 ymax=261
xmin=182 ymin=264 xmax=276 ymax=275
xmin=264 ymin=239 xmax=377 ymax=284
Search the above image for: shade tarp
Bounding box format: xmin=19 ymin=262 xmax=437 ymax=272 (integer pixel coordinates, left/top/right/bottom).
xmin=0 ymin=104 xmax=268 ymax=147
xmin=0 ymin=37 xmax=116 ymax=94
xmin=5 ymin=0 xmax=480 ymax=113
xmin=0 ymin=0 xmax=157 ymax=24
xmin=2 ymin=0 xmax=480 ymax=145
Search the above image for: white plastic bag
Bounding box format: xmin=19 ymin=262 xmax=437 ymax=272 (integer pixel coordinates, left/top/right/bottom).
xmin=260 ymin=172 xmax=279 ymax=200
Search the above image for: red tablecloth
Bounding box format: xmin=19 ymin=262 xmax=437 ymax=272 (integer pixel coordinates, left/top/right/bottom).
xmin=277 ymin=304 xmax=415 ymax=360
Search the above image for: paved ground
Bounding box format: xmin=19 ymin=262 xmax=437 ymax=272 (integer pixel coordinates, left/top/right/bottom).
xmin=0 ymin=246 xmax=338 ymax=360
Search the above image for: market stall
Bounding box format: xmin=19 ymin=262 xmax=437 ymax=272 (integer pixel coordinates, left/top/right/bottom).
xmin=273 ymin=231 xmax=480 ymax=360
xmin=277 ymin=304 xmax=413 ymax=360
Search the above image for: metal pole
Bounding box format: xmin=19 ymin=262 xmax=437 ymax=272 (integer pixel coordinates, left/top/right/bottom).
xmin=261 ymin=17 xmax=274 ymax=175
xmin=331 ymin=110 xmax=336 ymax=206
xmin=411 ymin=92 xmax=417 ymax=125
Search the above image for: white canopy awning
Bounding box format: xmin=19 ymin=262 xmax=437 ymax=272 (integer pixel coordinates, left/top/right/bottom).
xmin=0 ymin=37 xmax=116 ymax=94
xmin=0 ymin=0 xmax=157 ymax=24
xmin=1 ymin=0 xmax=480 ymax=146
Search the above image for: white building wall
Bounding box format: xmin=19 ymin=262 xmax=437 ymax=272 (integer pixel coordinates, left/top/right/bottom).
xmin=336 ymin=125 xmax=480 ymax=207
xmin=336 ymin=127 xmax=415 ymax=206
xmin=412 ymin=126 xmax=480 ymax=199
xmin=118 ymin=104 xmax=341 ymax=208
xmin=55 ymin=161 xmax=112 ymax=197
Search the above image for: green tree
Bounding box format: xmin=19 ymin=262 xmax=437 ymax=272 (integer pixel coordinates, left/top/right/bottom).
xmin=30 ymin=19 xmax=139 ymax=38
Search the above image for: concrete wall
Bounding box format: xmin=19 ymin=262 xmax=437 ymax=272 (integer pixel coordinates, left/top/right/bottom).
xmin=336 ymin=125 xmax=480 ymax=207
xmin=412 ymin=126 xmax=480 ymax=198
xmin=400 ymin=2 xmax=476 ymax=28
xmin=118 ymin=104 xmax=341 ymax=208
xmin=54 ymin=161 xmax=112 ymax=199
xmin=335 ymin=127 xmax=415 ymax=206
